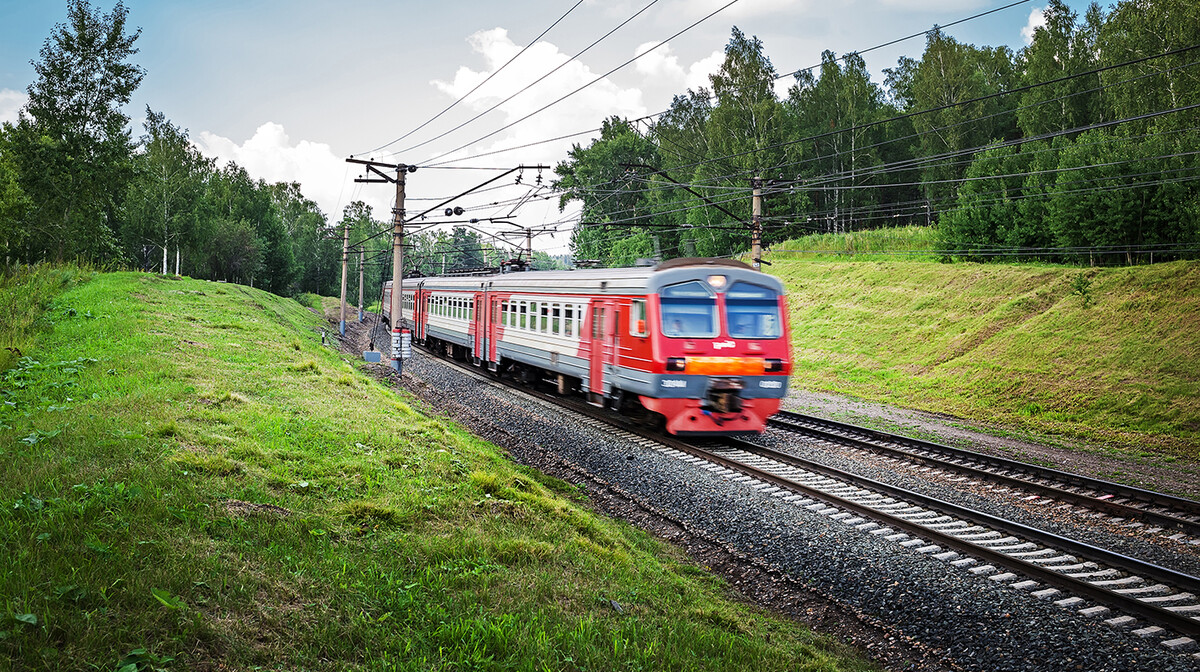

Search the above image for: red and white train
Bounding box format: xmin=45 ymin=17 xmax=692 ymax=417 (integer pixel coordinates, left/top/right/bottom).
xmin=382 ymin=258 xmax=791 ymax=435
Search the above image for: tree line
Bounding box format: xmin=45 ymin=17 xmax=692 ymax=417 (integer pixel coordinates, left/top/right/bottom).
xmin=0 ymin=2 xmax=569 ymax=298
xmin=555 ymin=0 xmax=1200 ymax=266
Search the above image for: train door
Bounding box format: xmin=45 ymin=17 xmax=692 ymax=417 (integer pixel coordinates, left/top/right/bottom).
xmin=488 ymin=295 xmax=502 ymax=363
xmin=472 ymin=290 xmax=484 ymax=360
xmin=587 ymin=299 xmax=619 ymax=398
xmin=414 ymin=282 xmax=426 ymax=341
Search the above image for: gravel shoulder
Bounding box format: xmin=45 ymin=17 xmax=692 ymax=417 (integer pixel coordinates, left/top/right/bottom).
xmin=331 ymin=313 xmax=1200 ymax=671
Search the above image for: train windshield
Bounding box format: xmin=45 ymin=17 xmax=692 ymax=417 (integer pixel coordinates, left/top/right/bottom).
xmin=724 ymin=282 xmax=782 ymax=339
xmin=660 ymin=281 xmax=718 ymax=338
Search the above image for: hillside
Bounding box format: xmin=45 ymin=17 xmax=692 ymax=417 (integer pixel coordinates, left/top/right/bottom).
xmin=770 ymin=256 xmax=1200 ymax=457
xmin=0 ymin=269 xmax=873 ymax=671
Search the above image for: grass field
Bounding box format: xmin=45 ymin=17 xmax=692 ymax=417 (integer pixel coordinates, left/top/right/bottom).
xmin=0 ymin=268 xmax=874 ymax=671
xmin=766 ymin=242 xmax=1200 ymax=457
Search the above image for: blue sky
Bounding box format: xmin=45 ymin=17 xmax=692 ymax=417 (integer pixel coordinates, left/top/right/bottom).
xmin=0 ymin=0 xmax=1082 ymax=256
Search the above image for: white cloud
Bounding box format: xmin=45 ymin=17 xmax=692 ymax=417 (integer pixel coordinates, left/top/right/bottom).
xmin=195 ymin=122 xmax=381 ymax=222
xmin=428 ymin=28 xmax=647 ymax=164
xmin=0 ymin=89 xmax=26 ymax=126
xmin=634 ymin=42 xmax=723 ymax=92
xmin=1022 ymin=7 xmax=1047 ymax=45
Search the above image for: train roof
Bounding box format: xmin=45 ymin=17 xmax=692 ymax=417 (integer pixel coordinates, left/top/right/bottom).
xmin=394 ymin=258 xmax=785 ymax=295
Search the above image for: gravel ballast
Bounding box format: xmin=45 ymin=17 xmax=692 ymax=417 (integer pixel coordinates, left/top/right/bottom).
xmin=381 ymin=343 xmax=1199 ymax=672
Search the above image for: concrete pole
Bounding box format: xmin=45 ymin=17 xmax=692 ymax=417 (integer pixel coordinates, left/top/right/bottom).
xmin=357 ymin=247 xmax=364 ymax=322
xmin=175 ymin=247 xmax=180 ymax=277
xmin=339 ymin=219 xmax=349 ymax=335
xmin=390 ymin=168 xmax=407 ymax=372
xmin=526 ymin=228 xmax=533 ymax=265
xmin=751 ymin=177 xmax=763 ymax=271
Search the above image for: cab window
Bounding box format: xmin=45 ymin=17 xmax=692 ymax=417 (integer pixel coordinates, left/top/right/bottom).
xmin=725 ymin=282 xmax=782 ymax=339
xmin=660 ymin=281 xmax=717 ymax=338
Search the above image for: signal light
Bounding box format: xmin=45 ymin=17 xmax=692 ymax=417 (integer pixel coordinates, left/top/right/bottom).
xmin=666 ymin=357 xmax=686 ymax=372
xmin=763 ymin=358 xmax=784 ymax=372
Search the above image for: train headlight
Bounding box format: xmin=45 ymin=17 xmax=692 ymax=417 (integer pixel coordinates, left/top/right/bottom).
xmin=706 ymin=274 xmax=727 ymax=290
xmin=763 ymin=358 xmax=784 ymax=372
xmin=666 ymin=357 xmax=687 ymax=372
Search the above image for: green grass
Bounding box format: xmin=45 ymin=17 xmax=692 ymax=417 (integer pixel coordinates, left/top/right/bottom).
xmin=770 ymin=226 xmax=941 ymax=261
xmin=0 ymin=264 xmax=95 ymax=372
xmin=769 ymin=256 xmax=1200 ymax=459
xmin=0 ymin=270 xmax=874 ymax=672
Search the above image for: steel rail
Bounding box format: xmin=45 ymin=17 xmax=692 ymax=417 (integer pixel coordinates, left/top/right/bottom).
xmin=402 ymin=346 xmax=1200 ymax=637
xmin=701 ymin=436 xmax=1200 ymax=637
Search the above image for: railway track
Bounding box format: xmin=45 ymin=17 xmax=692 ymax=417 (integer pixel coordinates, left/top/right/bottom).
xmin=770 ymin=411 xmax=1200 ymax=539
xmin=403 ymin=346 xmax=1200 ymax=656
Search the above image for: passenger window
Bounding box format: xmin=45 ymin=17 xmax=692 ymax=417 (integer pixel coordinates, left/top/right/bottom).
xmin=540 ymin=305 xmax=549 ymax=332
xmin=630 ymin=299 xmax=648 ymax=337
xmin=552 ymin=304 xmax=561 ymax=335
xmin=564 ymin=307 xmax=573 ymax=338
xmin=519 ymin=302 xmax=527 ymax=329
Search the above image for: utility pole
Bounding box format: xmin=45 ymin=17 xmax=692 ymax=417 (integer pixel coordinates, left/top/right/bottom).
xmin=357 ymin=247 xmax=364 ymax=323
xmin=526 ymin=228 xmax=533 ymax=264
xmin=751 ymin=176 xmax=763 ymax=271
xmin=348 ymin=157 xmax=417 ymax=374
xmin=391 ymin=167 xmax=407 ymax=372
xmin=339 ymin=217 xmax=350 ymax=336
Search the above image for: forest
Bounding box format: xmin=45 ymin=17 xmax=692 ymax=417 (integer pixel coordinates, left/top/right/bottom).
xmin=555 ymin=0 xmax=1200 ymax=267
xmin=0 ymin=1 xmax=531 ymax=302
xmin=2 ymin=0 xmax=1198 ymax=298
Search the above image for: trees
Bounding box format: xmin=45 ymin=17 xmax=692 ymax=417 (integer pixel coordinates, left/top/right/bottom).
xmin=123 ymin=108 xmax=212 ymax=273
xmin=553 ymin=116 xmax=661 ymax=263
xmin=10 ymin=0 xmax=143 ymax=262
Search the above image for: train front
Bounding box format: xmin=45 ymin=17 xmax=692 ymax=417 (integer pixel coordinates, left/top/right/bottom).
xmin=639 ymin=261 xmax=791 ymax=435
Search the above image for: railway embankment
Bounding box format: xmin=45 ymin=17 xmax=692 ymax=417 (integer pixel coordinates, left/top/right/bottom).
xmin=0 ymin=268 xmax=876 ymax=671
xmin=771 ymin=258 xmax=1200 ymax=467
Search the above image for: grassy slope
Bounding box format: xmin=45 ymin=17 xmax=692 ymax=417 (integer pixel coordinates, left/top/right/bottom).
xmin=0 ymin=271 xmax=873 ymax=672
xmin=772 ymin=256 xmax=1200 ymax=457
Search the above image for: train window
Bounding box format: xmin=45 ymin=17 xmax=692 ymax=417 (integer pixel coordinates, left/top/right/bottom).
xmin=564 ymin=306 xmax=573 ymax=338
xmin=660 ymin=281 xmax=718 ymax=338
xmin=519 ymin=302 xmax=528 ymax=329
xmin=725 ymin=282 xmax=782 ymax=338
xmin=630 ymin=299 xmax=648 ymax=337
xmin=551 ymin=304 xmax=561 ymax=334
xmin=540 ymin=305 xmax=549 ymax=333
xmin=592 ymin=306 xmax=603 ymax=338
xmin=502 ymin=302 xmax=509 ymax=326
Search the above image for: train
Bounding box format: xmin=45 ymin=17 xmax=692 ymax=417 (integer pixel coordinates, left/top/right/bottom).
xmin=381 ymin=257 xmax=791 ymax=435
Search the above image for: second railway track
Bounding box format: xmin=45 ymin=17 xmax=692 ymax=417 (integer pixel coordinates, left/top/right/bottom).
xmin=399 ymin=342 xmax=1200 ymax=662
xmin=770 ymin=410 xmax=1200 ymax=539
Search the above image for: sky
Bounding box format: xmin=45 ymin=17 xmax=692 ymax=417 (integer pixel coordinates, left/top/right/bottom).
xmin=0 ymin=0 xmax=1080 ymax=258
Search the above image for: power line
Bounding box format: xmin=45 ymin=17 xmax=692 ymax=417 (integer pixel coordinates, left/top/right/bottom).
xmin=420 ymin=0 xmax=742 ymax=166
xmin=424 ymin=0 xmax=1035 ymax=167
xmin=387 ymin=0 xmax=663 ymax=159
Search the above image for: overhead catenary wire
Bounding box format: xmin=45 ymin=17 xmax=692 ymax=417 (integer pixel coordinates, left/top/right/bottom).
xmin=420 ymin=0 xmax=1036 ymax=168
xmin=420 ymin=0 xmax=742 ymax=166
xmin=386 ymin=0 xmax=664 ymax=159
xmin=358 ymin=0 xmax=587 ymax=157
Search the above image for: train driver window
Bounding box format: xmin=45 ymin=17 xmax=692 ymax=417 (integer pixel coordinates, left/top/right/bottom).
xmin=630 ymin=299 xmax=648 ymax=337
xmin=725 ymin=282 xmax=782 ymax=338
xmin=660 ymin=281 xmax=718 ymax=338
